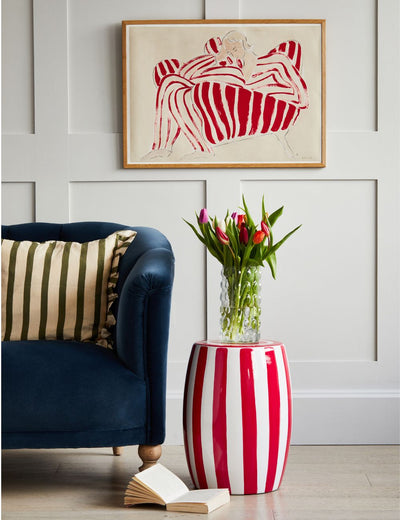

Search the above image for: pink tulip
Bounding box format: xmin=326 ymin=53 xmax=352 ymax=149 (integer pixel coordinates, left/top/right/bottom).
xmin=239 ymin=226 xmax=248 ymax=244
xmin=261 ymin=220 xmax=270 ymax=237
xmin=231 ymin=212 xmax=238 ymax=224
xmin=216 ymin=226 xmax=229 ymax=245
xmin=253 ymin=230 xmax=266 ymax=244
xmin=199 ymin=208 xmax=208 ymax=224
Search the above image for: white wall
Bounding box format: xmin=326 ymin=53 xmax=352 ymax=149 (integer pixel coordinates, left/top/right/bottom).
xmin=2 ymin=0 xmax=399 ymax=444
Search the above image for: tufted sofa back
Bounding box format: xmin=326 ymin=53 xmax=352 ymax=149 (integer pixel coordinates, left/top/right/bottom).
xmin=2 ymin=221 xmax=173 ymax=287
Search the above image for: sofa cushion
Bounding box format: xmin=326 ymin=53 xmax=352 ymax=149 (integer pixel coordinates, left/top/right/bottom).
xmin=1 ymin=230 xmax=136 ymax=348
xmin=1 ymin=340 xmax=146 ymax=433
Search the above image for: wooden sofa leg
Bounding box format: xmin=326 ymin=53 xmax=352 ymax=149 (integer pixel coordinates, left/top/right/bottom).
xmin=112 ymin=447 xmax=122 ymax=456
xmin=138 ymin=444 xmax=162 ymax=471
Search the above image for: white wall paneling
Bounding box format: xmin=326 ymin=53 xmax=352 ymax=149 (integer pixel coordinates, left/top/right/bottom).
xmin=205 ymin=0 xmax=239 ymax=19
xmin=33 ymin=0 xmax=69 ymax=135
xmin=1 ymin=0 xmax=34 ymax=134
xmin=1 ymin=0 xmax=399 ymax=444
xmin=1 ymin=182 xmax=36 ymax=224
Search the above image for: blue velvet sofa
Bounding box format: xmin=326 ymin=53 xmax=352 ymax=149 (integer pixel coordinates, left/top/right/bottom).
xmin=1 ymin=222 xmax=174 ymax=468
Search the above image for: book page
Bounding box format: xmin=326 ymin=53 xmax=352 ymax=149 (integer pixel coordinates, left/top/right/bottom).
xmin=168 ymin=488 xmax=229 ymax=504
xmin=133 ymin=464 xmax=189 ymax=503
xmin=167 ymin=489 xmax=230 ymax=513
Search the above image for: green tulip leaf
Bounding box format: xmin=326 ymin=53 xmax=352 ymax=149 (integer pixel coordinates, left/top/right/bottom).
xmin=241 ymin=195 xmax=255 ymax=228
xmin=266 ymin=252 xmax=277 ymax=279
xmin=268 ymin=206 xmax=284 ymax=227
xmin=268 ymin=225 xmax=302 ymax=256
xmin=183 ymin=219 xmax=206 ymax=245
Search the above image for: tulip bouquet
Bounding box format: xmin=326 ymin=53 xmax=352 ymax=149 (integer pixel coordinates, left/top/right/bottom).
xmin=184 ymin=195 xmax=301 ymax=342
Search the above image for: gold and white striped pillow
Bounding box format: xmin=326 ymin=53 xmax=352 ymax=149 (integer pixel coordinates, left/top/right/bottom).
xmin=1 ymin=230 xmax=136 ymax=348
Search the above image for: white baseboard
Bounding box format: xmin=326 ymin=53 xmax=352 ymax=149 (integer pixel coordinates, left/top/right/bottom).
xmin=165 ymin=391 xmax=400 ymax=445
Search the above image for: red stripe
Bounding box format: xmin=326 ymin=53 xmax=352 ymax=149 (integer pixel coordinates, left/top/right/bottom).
xmin=296 ymin=45 xmax=302 ymax=71
xmin=212 ymin=84 xmax=231 ymax=140
xmin=182 ymin=90 xmax=207 ymax=152
xmin=240 ymin=349 xmax=258 ymax=494
xmin=212 ymin=348 xmax=230 ymax=489
xmin=261 ymin=97 xmax=275 ymax=133
xmin=271 ymin=100 xmax=285 ymax=132
xmin=237 ymin=88 xmax=252 ymax=137
xmin=193 ymin=83 xmax=217 ymax=144
xmin=300 ymin=75 xmax=307 ymax=92
xmin=250 ymin=91 xmax=263 ymax=135
xmin=170 ymin=125 xmax=180 ymax=147
xmin=159 ymin=62 xmax=166 ymax=77
xmin=210 ymin=83 xmax=225 ymax=142
xmin=278 ymin=345 xmax=292 ymax=488
xmin=278 ymin=42 xmax=287 ymax=54
xmin=282 ymin=104 xmax=297 ymax=130
xmin=209 ymin=37 xmax=221 ymax=54
xmin=285 ymin=41 xmax=301 ymax=70
xmin=166 ymin=60 xmax=174 ymax=74
xmin=166 ymin=93 xmax=176 ymax=148
xmin=287 ymin=40 xmax=296 ymax=61
xmin=154 ymin=91 xmax=163 ymax=147
xmin=192 ymin=346 xmax=208 ymax=488
xmin=265 ymin=350 xmax=280 ymax=492
xmin=192 ymin=84 xmax=212 ymax=143
xmin=224 ymin=85 xmax=237 ymax=138
xmin=183 ymin=346 xmax=196 ymax=487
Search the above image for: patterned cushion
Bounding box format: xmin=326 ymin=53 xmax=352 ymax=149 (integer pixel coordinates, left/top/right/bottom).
xmin=1 ymin=230 xmax=136 ymax=348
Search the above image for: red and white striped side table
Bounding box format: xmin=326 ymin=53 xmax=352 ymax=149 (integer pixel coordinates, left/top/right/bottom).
xmin=183 ymin=340 xmax=292 ymax=495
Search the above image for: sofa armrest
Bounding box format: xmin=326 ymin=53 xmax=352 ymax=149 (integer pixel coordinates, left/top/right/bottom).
xmin=115 ymin=246 xmax=174 ymax=444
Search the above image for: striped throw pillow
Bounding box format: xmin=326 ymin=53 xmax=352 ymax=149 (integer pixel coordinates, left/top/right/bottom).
xmin=1 ymin=230 xmax=136 ymax=348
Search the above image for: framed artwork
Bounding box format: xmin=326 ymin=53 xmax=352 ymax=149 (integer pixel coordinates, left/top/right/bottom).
xmin=122 ymin=19 xmax=326 ymax=168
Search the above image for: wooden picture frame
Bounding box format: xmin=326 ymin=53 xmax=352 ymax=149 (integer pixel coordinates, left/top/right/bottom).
xmin=122 ymin=19 xmax=326 ymax=168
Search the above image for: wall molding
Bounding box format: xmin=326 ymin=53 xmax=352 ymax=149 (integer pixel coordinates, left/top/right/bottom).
xmin=165 ymin=391 xmax=400 ymax=445
xmin=167 ymin=389 xmax=400 ymax=399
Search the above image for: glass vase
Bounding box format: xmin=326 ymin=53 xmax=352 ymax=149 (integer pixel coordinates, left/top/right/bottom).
xmin=219 ymin=266 xmax=261 ymax=343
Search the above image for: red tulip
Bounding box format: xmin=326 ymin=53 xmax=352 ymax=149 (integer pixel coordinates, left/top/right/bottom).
xmin=237 ymin=214 xmax=246 ymax=229
xmin=253 ymin=230 xmax=266 ymax=244
xmin=216 ymin=226 xmax=229 ymax=245
xmin=239 ymin=226 xmax=249 ymax=244
xmin=261 ymin=220 xmax=270 ymax=237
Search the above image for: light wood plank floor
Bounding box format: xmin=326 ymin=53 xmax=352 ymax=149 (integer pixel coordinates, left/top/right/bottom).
xmin=2 ymin=445 xmax=399 ymax=520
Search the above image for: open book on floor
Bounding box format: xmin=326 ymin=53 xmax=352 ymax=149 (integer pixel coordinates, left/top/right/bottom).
xmin=124 ymin=463 xmax=230 ymax=514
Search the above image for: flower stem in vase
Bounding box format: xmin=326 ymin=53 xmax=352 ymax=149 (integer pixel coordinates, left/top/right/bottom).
xmin=220 ymin=266 xmax=261 ymax=343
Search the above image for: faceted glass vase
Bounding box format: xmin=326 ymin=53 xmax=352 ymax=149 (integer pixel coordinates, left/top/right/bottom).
xmin=219 ymin=266 xmax=261 ymax=343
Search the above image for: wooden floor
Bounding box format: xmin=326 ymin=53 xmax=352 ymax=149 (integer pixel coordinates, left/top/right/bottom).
xmin=2 ymin=445 xmax=399 ymax=519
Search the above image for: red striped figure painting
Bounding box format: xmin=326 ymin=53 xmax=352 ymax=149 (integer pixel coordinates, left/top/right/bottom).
xmin=144 ymin=33 xmax=308 ymax=163
xmin=122 ymin=21 xmax=325 ymax=167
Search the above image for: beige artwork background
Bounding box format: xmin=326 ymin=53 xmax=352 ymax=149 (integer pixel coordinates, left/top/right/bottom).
xmin=124 ymin=21 xmax=324 ymax=167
